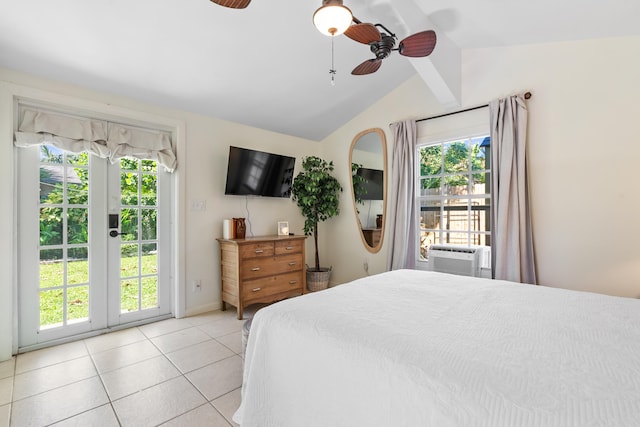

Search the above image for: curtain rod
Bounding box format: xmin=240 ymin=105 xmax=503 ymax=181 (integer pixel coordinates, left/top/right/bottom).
xmin=414 ymin=91 xmax=532 ymax=124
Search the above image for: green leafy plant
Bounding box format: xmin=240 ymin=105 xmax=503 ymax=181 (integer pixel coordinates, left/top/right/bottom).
xmin=291 ymin=156 xmax=343 ymax=272
xmin=351 ymin=162 xmax=368 ymax=210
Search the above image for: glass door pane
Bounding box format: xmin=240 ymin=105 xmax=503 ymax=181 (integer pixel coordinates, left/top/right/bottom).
xmin=118 ymin=158 xmax=159 ymax=314
xmin=38 ymin=146 xmax=90 ymax=330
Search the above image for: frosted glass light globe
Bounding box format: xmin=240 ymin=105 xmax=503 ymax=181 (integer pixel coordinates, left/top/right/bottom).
xmin=313 ymin=1 xmax=353 ymax=36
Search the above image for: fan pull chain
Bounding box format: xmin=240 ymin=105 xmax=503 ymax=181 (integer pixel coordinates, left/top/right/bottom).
xmin=329 ymin=36 xmax=336 ymax=86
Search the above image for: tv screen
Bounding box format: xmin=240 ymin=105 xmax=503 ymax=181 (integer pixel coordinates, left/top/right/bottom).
xmin=356 ymin=168 xmax=383 ymax=200
xmin=225 ymin=146 xmax=296 ymax=198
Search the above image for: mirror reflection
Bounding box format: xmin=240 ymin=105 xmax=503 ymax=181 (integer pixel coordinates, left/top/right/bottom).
xmin=349 ymin=128 xmax=387 ymax=253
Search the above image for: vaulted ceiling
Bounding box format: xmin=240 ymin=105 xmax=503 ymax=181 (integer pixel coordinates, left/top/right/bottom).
xmin=1 ymin=0 xmax=639 ymax=141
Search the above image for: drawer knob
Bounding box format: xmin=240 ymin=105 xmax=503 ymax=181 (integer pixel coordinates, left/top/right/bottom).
xmin=252 ymin=287 xmax=261 ymax=292
xmin=288 ymin=262 xmax=296 ymax=266
xmin=251 ymin=267 xmax=261 ymax=271
xmin=286 ymin=246 xmax=293 ymax=250
xmin=255 ymin=249 xmax=264 ymax=254
xmin=289 ymin=280 xmax=297 ymax=284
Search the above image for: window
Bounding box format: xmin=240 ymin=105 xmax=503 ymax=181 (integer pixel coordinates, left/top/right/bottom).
xmin=417 ymin=135 xmax=491 ymax=262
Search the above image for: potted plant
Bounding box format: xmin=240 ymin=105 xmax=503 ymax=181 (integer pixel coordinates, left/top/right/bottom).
xmin=291 ymin=156 xmax=343 ymax=291
xmin=351 ymin=162 xmax=368 ymax=213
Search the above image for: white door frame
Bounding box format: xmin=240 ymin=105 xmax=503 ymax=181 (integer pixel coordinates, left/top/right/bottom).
xmin=5 ymin=87 xmax=187 ymax=355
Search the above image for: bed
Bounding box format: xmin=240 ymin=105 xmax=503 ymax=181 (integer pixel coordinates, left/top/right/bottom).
xmin=233 ymin=269 xmax=640 ymax=426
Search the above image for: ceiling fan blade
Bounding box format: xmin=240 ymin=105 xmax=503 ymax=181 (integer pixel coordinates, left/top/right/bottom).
xmin=209 ymin=0 xmax=251 ymax=9
xmin=399 ymin=30 xmax=437 ymax=57
xmin=345 ymin=23 xmax=382 ymax=45
xmin=351 ymin=59 xmax=382 ymax=76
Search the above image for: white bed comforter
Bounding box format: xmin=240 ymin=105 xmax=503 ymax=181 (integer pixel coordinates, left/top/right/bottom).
xmin=234 ymin=269 xmax=640 ymax=427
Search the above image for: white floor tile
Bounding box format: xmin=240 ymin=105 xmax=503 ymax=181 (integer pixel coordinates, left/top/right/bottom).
xmin=13 ymin=355 xmax=97 ymax=401
xmin=101 ymin=355 xmax=180 ymax=400
xmin=15 ymin=341 xmax=88 ymax=374
xmin=0 ymin=378 xmax=11 ymax=407
xmin=185 ymin=311 xmax=229 ymax=326
xmin=50 ymin=403 xmax=119 ymax=427
xmin=91 ymin=339 xmax=161 ymax=373
xmin=112 ymin=376 xmax=206 ymax=427
xmin=151 ymin=327 xmax=211 ymax=354
xmin=215 ymin=332 xmax=243 ymax=355
xmin=160 ymin=403 xmax=232 ymax=427
xmin=197 ymin=316 xmax=244 ymax=339
xmin=84 ymin=327 xmax=147 ymax=354
xmin=138 ymin=318 xmax=193 ymax=339
xmin=0 ymin=404 xmax=9 ymax=427
xmin=166 ymin=339 xmax=234 ymax=374
xmin=186 ymin=355 xmax=243 ymax=401
xmin=212 ymin=388 xmax=242 ymax=427
xmin=0 ymin=359 xmax=15 ymax=381
xmin=10 ymin=376 xmax=109 ymax=426
xmin=5 ymin=313 xmax=244 ymax=427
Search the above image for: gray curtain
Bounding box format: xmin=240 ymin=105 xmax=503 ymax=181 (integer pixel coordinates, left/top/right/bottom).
xmin=489 ymin=95 xmax=536 ymax=283
xmin=386 ymin=120 xmax=417 ymax=270
xmin=14 ymin=108 xmax=177 ymax=172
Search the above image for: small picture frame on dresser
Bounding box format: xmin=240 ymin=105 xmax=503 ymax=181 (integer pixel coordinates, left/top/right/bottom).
xmin=277 ymin=221 xmax=289 ymax=236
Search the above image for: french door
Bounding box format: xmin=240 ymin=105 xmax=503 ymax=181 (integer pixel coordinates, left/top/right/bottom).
xmin=17 ymin=144 xmax=172 ymax=349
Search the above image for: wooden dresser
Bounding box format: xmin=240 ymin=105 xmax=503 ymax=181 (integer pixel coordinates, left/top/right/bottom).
xmin=362 ymin=228 xmax=382 ymax=247
xmin=217 ymin=235 xmax=307 ymax=319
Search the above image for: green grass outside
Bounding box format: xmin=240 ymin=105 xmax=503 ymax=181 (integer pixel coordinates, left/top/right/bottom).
xmin=39 ymin=254 xmax=158 ymax=327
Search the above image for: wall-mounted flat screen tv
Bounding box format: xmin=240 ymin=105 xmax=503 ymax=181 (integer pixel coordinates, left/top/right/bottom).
xmin=356 ymin=168 xmax=383 ymax=200
xmin=224 ymin=146 xmax=296 ymax=198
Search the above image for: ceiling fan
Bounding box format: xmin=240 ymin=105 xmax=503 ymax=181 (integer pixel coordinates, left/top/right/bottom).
xmin=344 ymin=20 xmax=436 ymax=75
xmin=209 ymin=0 xmax=250 ymax=8
xmin=209 ymin=0 xmax=437 ymax=76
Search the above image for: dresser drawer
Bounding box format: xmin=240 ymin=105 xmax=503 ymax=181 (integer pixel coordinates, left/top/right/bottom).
xmin=241 ymin=253 xmax=303 ymax=280
xmin=272 ymin=253 xmax=303 ymax=273
xmin=242 ymin=271 xmax=303 ymax=301
xmin=275 ymin=238 xmax=303 ymax=255
xmin=239 ymin=242 xmax=274 ymax=259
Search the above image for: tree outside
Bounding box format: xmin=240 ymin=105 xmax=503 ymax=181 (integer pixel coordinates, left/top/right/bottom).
xmin=418 ymin=138 xmax=491 ymax=258
xmin=38 ymin=146 xmax=159 ymax=327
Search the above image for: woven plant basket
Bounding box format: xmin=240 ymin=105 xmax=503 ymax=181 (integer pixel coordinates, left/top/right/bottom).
xmin=306 ymin=266 xmax=332 ymax=292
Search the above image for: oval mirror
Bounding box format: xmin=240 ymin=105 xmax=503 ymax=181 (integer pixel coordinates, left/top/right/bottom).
xmin=349 ymin=128 xmax=387 ymax=253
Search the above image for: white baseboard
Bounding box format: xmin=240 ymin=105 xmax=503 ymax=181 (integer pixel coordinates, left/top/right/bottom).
xmin=183 ymin=302 xmax=222 ymax=318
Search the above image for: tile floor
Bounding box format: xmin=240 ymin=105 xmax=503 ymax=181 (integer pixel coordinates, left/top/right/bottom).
xmin=0 ymin=308 xmax=252 ymax=427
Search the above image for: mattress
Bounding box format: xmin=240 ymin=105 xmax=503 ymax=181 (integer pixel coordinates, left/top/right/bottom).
xmin=234 ymin=269 xmax=640 ymax=426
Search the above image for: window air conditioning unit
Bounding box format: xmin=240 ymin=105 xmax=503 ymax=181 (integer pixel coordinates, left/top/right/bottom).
xmin=425 ymin=245 xmax=482 ymax=277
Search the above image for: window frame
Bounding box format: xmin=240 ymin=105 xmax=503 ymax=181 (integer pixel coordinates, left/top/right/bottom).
xmin=415 ymin=132 xmax=491 ymax=269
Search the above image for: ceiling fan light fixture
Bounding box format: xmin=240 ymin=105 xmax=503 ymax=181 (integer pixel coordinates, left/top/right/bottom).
xmin=313 ymin=0 xmax=353 ymax=36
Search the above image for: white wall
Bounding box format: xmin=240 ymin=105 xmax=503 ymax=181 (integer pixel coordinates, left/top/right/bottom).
xmin=178 ymin=115 xmax=318 ymax=315
xmin=461 ymin=36 xmax=640 ymax=297
xmin=322 ymin=35 xmax=640 ymax=298
xmin=320 ymin=75 xmax=444 ymax=284
xmin=0 ymin=75 xmax=16 ymax=361
xmin=0 ymin=67 xmax=318 ymax=360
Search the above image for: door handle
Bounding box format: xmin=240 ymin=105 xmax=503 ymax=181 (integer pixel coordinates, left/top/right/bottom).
xmin=108 ymin=214 xmax=127 ymax=238
xmin=109 ymin=230 xmax=127 ymax=238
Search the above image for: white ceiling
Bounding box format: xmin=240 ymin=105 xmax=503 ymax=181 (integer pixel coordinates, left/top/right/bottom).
xmin=1 ymin=0 xmax=639 ymax=141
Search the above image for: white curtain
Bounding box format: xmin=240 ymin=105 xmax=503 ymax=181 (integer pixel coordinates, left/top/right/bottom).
xmin=14 ymin=108 xmax=177 ymax=172
xmin=386 ymin=120 xmax=418 ymax=270
xmin=489 ymin=95 xmax=536 ymax=283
